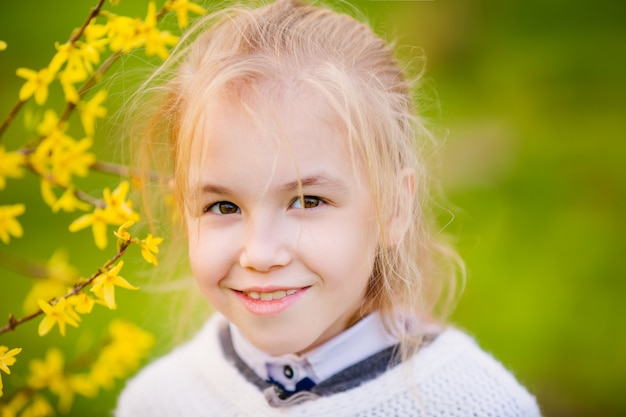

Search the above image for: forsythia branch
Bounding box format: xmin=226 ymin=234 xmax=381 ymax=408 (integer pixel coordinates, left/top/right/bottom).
xmin=0 ymin=239 xmax=131 ymax=337
xmin=0 ymin=101 xmax=26 ymax=143
xmin=0 ymin=0 xmax=106 ymax=143
xmin=57 ymin=51 xmax=122 ymax=128
xmin=0 ymin=250 xmax=49 ymax=279
xmin=69 ymin=0 xmax=107 ymax=45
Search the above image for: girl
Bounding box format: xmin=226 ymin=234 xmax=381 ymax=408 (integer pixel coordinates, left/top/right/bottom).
xmin=116 ymin=0 xmax=541 ymax=415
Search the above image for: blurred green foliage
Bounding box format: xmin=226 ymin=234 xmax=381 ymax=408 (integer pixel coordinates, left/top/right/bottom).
xmin=1 ymin=0 xmax=624 ymax=416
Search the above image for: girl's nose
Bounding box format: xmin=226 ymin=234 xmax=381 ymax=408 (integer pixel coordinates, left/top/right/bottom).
xmin=239 ymin=216 xmax=291 ymax=272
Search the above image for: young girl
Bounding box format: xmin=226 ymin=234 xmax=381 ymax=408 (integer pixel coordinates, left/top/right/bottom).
xmin=116 ymin=0 xmax=541 ymax=415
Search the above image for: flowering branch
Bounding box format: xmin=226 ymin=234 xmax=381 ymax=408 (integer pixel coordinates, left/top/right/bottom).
xmin=0 ymin=0 xmax=106 ymax=144
xmin=57 ymin=50 xmax=121 ymax=128
xmin=0 ymin=0 xmax=204 ymax=410
xmin=69 ymin=0 xmax=107 ymax=45
xmin=0 ymin=239 xmax=130 ymax=337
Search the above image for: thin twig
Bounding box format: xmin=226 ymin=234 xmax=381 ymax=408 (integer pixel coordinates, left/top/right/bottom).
xmin=75 ymin=188 xmax=107 ymax=208
xmin=58 ymin=51 xmax=122 ymax=125
xmin=92 ymin=160 xmax=131 ymax=177
xmin=69 ymin=0 xmax=107 ymax=44
xmin=0 ymin=240 xmax=131 ymax=336
xmin=0 ymin=100 xmax=26 ymax=142
xmin=91 ymin=160 xmax=161 ymax=183
xmin=0 ymin=251 xmax=49 ymax=279
xmin=21 ymin=159 xmax=106 ymax=209
xmin=0 ymin=0 xmax=107 ymax=144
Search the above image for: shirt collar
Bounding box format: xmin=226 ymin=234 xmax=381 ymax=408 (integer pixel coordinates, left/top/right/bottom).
xmin=230 ymin=312 xmax=399 ymax=390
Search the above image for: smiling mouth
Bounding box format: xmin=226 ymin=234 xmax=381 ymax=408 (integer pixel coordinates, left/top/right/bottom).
xmin=244 ymin=289 xmax=298 ymax=301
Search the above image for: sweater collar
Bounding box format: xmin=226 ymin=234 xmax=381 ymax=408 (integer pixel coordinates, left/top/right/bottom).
xmin=230 ymin=312 xmax=399 ymax=392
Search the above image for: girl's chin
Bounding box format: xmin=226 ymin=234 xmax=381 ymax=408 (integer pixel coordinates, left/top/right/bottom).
xmin=244 ymin=330 xmax=319 ymax=356
xmin=259 ymin=342 xmax=310 ymax=357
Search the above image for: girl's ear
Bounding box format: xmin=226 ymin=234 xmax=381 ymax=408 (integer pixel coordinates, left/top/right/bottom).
xmin=385 ymin=168 xmax=416 ymax=247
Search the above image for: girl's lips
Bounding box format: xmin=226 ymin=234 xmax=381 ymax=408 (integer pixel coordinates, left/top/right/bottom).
xmin=234 ymin=287 xmax=309 ymax=316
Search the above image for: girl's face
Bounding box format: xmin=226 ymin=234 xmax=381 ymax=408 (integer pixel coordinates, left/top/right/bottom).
xmin=185 ymin=92 xmax=380 ymax=356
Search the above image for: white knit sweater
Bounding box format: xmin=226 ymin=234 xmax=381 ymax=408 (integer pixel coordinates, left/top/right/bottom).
xmin=115 ymin=314 xmax=541 ymax=416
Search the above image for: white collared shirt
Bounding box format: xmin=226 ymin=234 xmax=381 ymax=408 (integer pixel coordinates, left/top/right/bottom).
xmin=230 ymin=312 xmax=399 ymax=392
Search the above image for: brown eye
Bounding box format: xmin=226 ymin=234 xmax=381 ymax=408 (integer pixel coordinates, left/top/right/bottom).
xmin=206 ymin=201 xmax=240 ymax=215
xmin=291 ymin=196 xmax=323 ymax=209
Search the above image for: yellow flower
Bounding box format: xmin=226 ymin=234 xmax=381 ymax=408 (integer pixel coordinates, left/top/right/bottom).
xmin=68 ymin=292 xmax=95 ymax=315
xmin=0 ymin=346 xmax=22 ymax=397
xmin=19 ymin=395 xmax=54 ymax=417
xmin=39 ymin=179 xmax=58 ymax=209
xmin=27 ymin=349 xmax=75 ymax=412
xmin=84 ymin=19 xmax=109 ymax=45
xmin=31 ymin=131 xmax=95 ymax=189
xmin=69 ymin=207 xmax=110 ymax=249
xmin=68 ymin=373 xmax=98 ymax=399
xmin=140 ymin=233 xmax=163 ymax=266
xmin=16 ymin=67 xmax=54 ymax=105
xmin=29 ymin=130 xmax=74 ymax=183
xmin=140 ymin=2 xmax=179 ymax=59
xmin=52 ymin=187 xmax=91 ymax=213
xmin=114 ymin=220 xmax=134 ymax=242
xmin=0 ymin=146 xmax=25 ymax=190
xmin=0 ymin=346 xmax=22 ymax=375
xmin=69 ymin=182 xmax=140 ymax=249
xmin=90 ymin=261 xmax=138 ymax=309
xmin=0 ymin=41 xmax=7 ymax=51
xmin=27 ymin=348 xmax=64 ymax=390
xmin=103 ymin=181 xmax=140 ymax=224
xmin=23 ymin=249 xmax=79 ymax=314
xmin=106 ymin=14 xmax=143 ymax=53
xmin=0 ymin=204 xmax=25 ymax=244
xmin=109 ymin=320 xmax=155 ymax=351
xmin=27 ymin=354 xmax=61 ymax=406
xmin=36 ymin=109 xmax=65 ymax=137
xmin=0 ymin=391 xmax=28 ymax=415
xmin=51 ymin=39 xmax=100 ymax=78
xmin=49 ymin=42 xmax=75 ymax=74
xmin=37 ymin=298 xmax=80 ymax=337
xmin=50 ymin=136 xmax=96 ymax=185
xmin=59 ymin=57 xmax=88 ymax=104
xmin=23 ymin=279 xmax=67 ymax=315
xmin=89 ymin=320 xmax=154 ymax=389
xmin=83 ymin=38 xmax=104 ymax=67
xmin=79 ymin=90 xmax=107 ymax=136
xmin=166 ymin=0 xmax=206 ymax=28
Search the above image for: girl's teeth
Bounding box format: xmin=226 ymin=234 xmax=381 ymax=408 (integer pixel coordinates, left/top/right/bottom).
xmin=245 ymin=289 xmax=297 ymax=301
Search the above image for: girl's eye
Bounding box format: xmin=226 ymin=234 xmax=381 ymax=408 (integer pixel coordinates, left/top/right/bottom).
xmin=291 ymin=196 xmax=323 ymax=209
xmin=205 ymin=201 xmax=240 ymax=215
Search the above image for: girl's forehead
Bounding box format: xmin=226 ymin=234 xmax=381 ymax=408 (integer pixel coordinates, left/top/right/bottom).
xmin=184 ymin=88 xmax=367 ymax=190
xmin=195 ymin=87 xmax=348 ymax=156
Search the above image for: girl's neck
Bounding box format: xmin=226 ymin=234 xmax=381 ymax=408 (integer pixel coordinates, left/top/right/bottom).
xmin=230 ymin=311 xmax=400 ymax=387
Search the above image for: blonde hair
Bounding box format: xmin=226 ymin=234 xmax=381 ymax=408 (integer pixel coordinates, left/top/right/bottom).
xmin=133 ymin=0 xmax=464 ymax=359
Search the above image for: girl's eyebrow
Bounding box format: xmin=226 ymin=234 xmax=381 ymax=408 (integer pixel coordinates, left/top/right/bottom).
xmin=280 ymin=175 xmax=349 ymax=193
xmin=201 ymin=183 xmax=232 ymax=195
xmin=200 ymin=175 xmax=348 ymax=195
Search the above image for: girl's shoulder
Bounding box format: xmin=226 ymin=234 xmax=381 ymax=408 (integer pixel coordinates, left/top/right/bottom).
xmin=114 ymin=314 xmax=234 ymax=417
xmin=400 ymin=326 xmax=542 ymax=415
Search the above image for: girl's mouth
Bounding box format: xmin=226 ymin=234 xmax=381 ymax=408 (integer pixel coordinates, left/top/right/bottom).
xmin=244 ymin=289 xmax=298 ymax=301
xmin=235 ymin=287 xmax=309 ymax=316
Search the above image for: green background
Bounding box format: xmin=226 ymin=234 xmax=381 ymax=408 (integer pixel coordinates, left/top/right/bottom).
xmin=1 ymin=0 xmax=625 ymax=416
